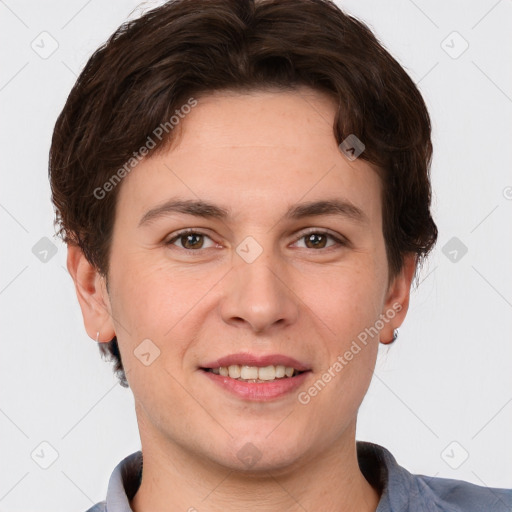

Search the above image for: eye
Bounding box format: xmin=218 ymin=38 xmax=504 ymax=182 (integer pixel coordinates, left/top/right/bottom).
xmin=165 ymin=229 xmax=217 ymax=251
xmin=165 ymin=228 xmax=348 ymax=252
xmin=292 ymin=229 xmax=347 ymax=250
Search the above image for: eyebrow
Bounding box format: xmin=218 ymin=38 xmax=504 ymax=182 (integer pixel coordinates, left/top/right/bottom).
xmin=138 ymin=197 xmax=369 ymax=227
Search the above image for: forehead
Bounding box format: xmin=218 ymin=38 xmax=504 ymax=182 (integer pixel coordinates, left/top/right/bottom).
xmin=114 ymin=87 xmax=383 ymax=229
xmin=180 ymin=86 xmax=338 ymax=147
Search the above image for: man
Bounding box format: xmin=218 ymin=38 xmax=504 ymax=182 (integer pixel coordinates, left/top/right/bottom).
xmin=49 ymin=0 xmax=512 ymax=510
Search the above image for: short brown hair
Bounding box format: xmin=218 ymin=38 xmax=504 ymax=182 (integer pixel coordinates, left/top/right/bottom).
xmin=49 ymin=0 xmax=438 ymax=388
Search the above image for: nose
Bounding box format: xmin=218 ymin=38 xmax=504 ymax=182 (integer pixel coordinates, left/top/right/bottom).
xmin=220 ymin=246 xmax=300 ymax=333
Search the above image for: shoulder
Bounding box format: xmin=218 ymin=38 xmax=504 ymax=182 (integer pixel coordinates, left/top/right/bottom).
xmin=356 ymin=441 xmax=512 ymax=512
xmin=412 ymin=473 xmax=512 ymax=511
xmin=84 ymin=501 xmax=106 ymax=512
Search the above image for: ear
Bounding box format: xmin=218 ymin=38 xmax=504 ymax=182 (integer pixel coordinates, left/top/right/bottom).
xmin=379 ymin=252 xmax=417 ymax=344
xmin=66 ymin=244 xmax=115 ymax=343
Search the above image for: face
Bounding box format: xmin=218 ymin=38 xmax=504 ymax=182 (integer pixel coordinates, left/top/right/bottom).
xmin=72 ymin=86 xmax=414 ymax=474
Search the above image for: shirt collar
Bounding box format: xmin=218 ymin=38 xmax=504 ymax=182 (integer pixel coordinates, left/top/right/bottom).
xmin=105 ymin=449 xmax=142 ymax=511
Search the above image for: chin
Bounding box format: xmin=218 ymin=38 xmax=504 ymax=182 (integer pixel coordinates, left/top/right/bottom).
xmin=223 ymin=449 xmax=304 ymax=475
xmin=220 ymin=434 xmax=307 ymax=474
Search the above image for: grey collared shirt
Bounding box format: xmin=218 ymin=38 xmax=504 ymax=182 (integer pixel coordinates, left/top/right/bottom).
xmin=85 ymin=441 xmax=512 ymax=511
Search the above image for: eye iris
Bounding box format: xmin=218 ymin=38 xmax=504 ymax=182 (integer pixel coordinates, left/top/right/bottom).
xmin=182 ymin=233 xmax=203 ymax=249
xmin=305 ymin=233 xmax=327 ymax=249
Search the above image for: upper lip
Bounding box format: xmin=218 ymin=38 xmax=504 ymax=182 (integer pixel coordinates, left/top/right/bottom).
xmin=201 ymin=353 xmax=311 ymax=372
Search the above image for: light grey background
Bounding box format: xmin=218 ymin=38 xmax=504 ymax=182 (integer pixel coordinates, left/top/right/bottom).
xmin=1 ymin=0 xmax=511 ymax=510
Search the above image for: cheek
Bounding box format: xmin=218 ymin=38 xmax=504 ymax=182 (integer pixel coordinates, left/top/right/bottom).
xmin=305 ymin=280 xmax=380 ymax=420
xmin=109 ymin=255 xmax=182 ymax=330
xmin=107 ymin=257 xmax=212 ymax=378
xmin=299 ymin=262 xmax=382 ymax=400
xmin=302 ymin=260 xmax=383 ymax=337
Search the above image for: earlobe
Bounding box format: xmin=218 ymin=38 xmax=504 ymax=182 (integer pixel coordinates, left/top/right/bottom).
xmin=66 ymin=244 xmax=115 ymax=343
xmin=379 ymin=253 xmax=417 ymax=344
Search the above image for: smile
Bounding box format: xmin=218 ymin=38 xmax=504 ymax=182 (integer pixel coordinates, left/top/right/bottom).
xmin=200 ymin=366 xmax=312 ymax=401
xmin=203 ymin=364 xmax=305 ymax=382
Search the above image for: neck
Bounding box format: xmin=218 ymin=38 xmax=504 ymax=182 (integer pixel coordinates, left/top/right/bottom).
xmin=130 ymin=419 xmax=380 ymax=512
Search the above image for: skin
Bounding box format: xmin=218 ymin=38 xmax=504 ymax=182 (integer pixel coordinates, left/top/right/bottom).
xmin=68 ymin=86 xmax=416 ymax=512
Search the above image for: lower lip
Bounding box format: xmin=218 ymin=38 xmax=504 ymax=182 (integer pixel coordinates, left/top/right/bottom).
xmin=200 ymin=369 xmax=311 ymax=401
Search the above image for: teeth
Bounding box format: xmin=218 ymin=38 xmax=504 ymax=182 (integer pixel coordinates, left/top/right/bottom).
xmin=240 ymin=365 xmax=258 ymax=380
xmin=228 ymin=364 xmax=241 ymax=378
xmin=207 ymin=364 xmax=301 ymax=381
xmin=257 ymin=365 xmax=276 ymax=381
xmin=275 ymin=365 xmax=285 ymax=378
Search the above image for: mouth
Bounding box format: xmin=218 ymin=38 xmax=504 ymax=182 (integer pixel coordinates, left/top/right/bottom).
xmin=200 ymin=365 xmax=311 ymax=401
xmin=198 ymin=353 xmax=312 ymax=400
xmin=200 ymin=364 xmax=308 ymax=383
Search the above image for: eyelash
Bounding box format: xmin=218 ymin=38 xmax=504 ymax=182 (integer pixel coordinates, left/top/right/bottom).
xmin=164 ymin=228 xmax=347 ymax=253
